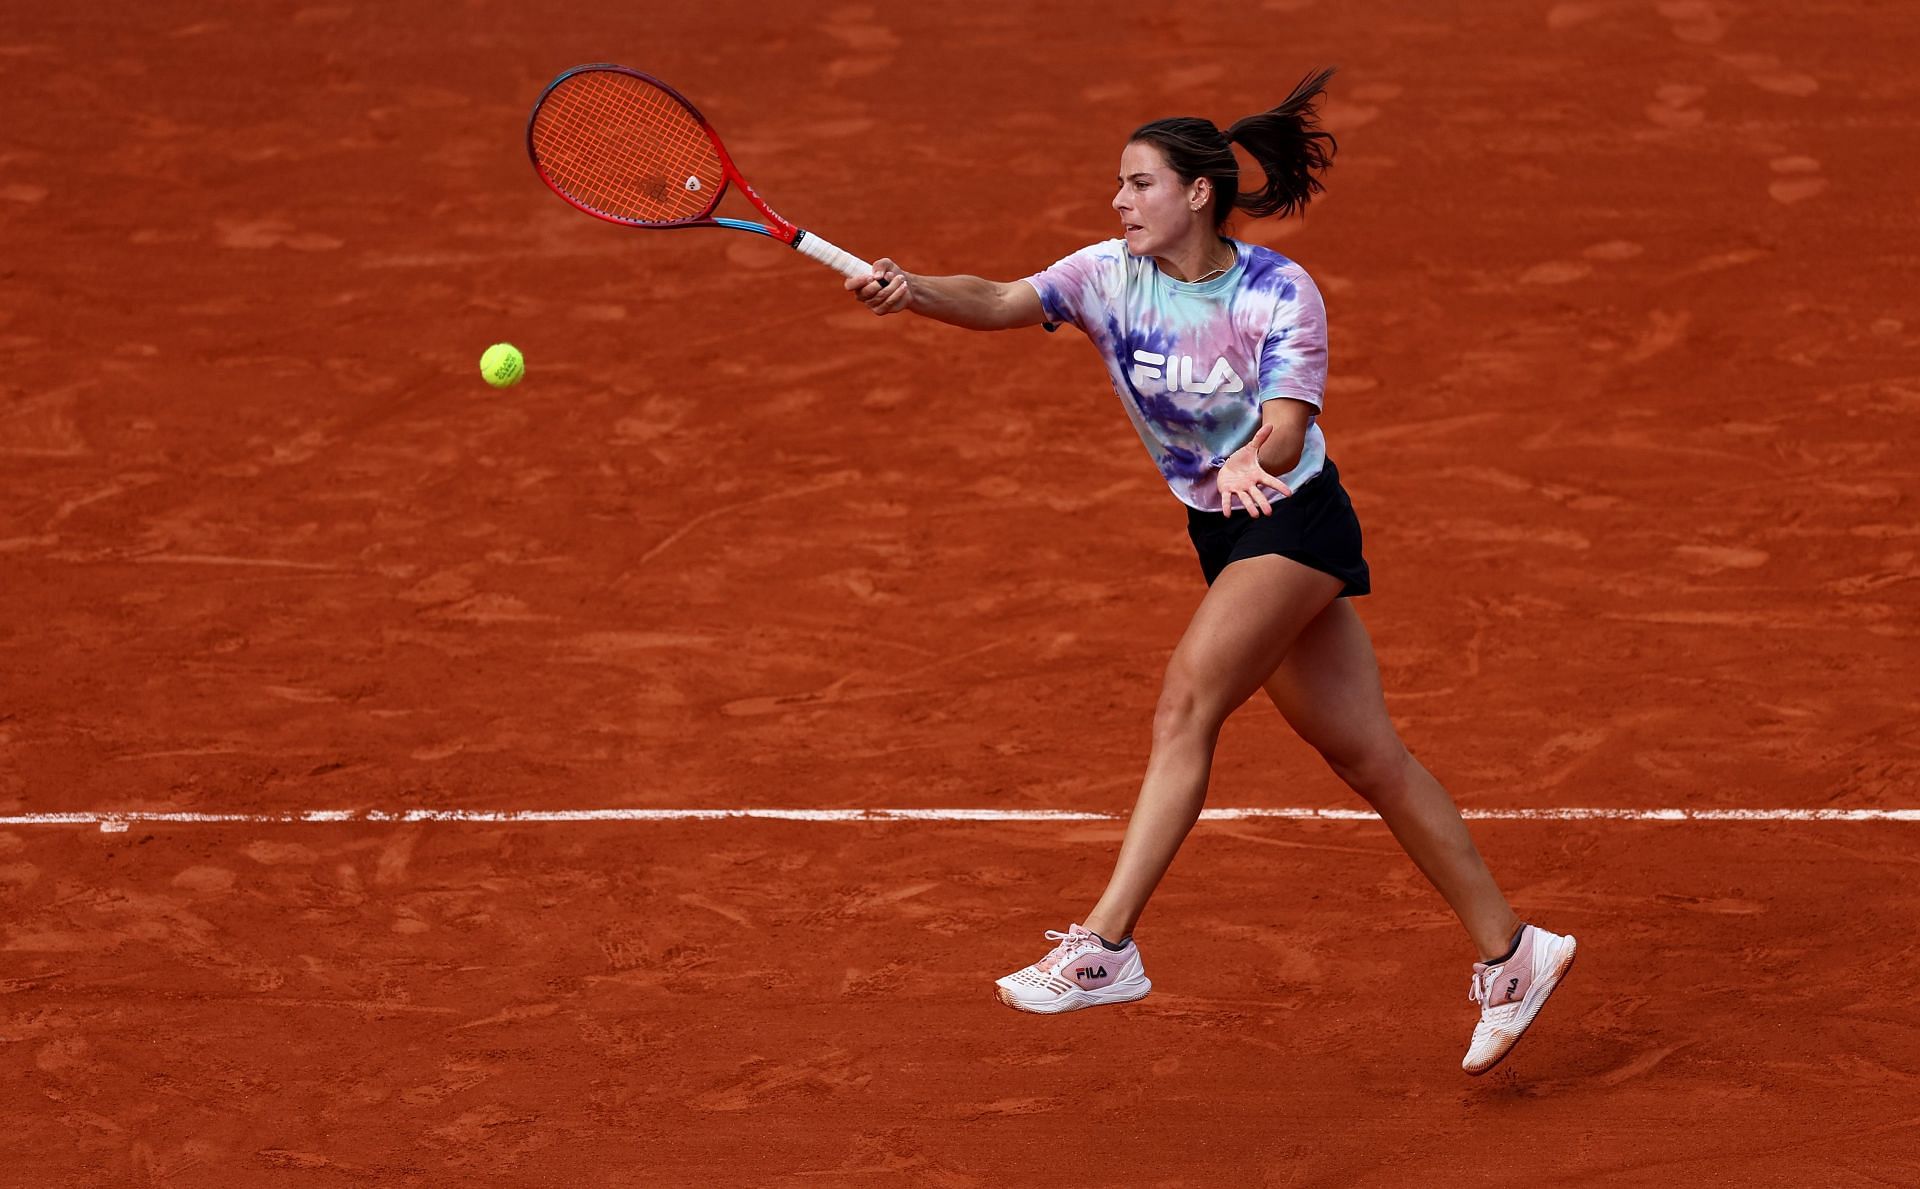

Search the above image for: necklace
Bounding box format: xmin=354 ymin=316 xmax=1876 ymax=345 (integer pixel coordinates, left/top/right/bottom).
xmin=1189 ymin=242 xmax=1235 ymax=283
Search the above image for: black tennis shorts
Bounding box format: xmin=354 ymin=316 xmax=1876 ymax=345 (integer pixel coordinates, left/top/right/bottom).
xmin=1185 ymin=458 xmax=1371 ymax=597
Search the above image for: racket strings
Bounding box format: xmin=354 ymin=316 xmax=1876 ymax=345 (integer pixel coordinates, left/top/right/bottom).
xmin=531 ymin=72 xmax=724 ymax=224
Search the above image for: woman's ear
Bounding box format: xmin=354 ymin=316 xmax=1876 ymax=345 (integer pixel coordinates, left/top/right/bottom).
xmin=1190 ymin=178 xmax=1209 ymax=211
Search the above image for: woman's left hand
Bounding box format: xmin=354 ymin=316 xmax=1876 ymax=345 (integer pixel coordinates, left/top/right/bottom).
xmin=1216 ymin=424 xmax=1292 ymax=517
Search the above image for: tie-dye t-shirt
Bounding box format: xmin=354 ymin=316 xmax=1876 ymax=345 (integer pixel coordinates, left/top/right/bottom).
xmin=1023 ymin=238 xmax=1329 ymax=513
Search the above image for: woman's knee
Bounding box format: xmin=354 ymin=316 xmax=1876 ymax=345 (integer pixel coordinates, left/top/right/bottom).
xmin=1151 ymin=669 xmax=1227 ymax=749
xmin=1325 ymin=738 xmax=1413 ymax=803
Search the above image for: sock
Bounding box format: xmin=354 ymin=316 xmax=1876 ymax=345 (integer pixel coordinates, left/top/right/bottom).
xmin=1092 ymin=931 xmax=1131 ymax=952
xmin=1485 ymin=923 xmax=1527 ymax=966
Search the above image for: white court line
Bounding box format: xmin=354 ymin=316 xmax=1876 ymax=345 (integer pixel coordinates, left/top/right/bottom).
xmin=0 ymin=806 xmax=1916 ymax=833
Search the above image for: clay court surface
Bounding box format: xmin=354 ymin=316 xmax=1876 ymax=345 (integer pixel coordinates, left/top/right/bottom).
xmin=3 ymin=1 xmax=1918 ymax=1185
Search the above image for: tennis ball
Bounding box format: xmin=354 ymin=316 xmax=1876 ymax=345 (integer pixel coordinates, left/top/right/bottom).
xmin=479 ymin=342 xmax=525 ymax=388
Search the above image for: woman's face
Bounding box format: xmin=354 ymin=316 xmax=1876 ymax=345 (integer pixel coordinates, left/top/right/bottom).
xmin=1113 ymin=140 xmax=1207 ymax=256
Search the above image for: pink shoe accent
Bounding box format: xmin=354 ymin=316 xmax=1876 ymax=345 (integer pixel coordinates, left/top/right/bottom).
xmin=1464 ymin=923 xmax=1578 ymax=1075
xmin=1477 ymin=927 xmax=1539 ymax=1007
xmin=1065 ymin=951 xmax=1121 ymax=989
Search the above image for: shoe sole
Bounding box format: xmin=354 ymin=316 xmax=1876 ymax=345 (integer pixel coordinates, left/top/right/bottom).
xmin=994 ymin=975 xmax=1152 ymax=1015
xmin=1464 ymin=937 xmax=1578 ymax=1076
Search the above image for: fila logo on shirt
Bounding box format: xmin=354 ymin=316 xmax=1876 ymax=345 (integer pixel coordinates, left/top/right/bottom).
xmin=1131 ymin=350 xmax=1245 ymax=395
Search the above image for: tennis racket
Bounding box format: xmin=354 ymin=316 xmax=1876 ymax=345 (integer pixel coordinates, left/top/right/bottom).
xmin=526 ymin=64 xmax=872 ymax=280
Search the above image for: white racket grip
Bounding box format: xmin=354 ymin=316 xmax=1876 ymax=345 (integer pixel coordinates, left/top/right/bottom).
xmin=793 ymin=229 xmax=872 ymax=279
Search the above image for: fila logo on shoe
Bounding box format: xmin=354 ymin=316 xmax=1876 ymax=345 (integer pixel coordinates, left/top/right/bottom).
xmin=1074 ymin=965 xmax=1109 ymax=982
xmin=1131 ymin=350 xmax=1245 ymax=395
xmin=1505 ymin=977 xmax=1520 ymax=1001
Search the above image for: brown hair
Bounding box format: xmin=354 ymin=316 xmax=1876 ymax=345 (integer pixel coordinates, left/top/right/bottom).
xmin=1128 ymin=66 xmax=1338 ymax=229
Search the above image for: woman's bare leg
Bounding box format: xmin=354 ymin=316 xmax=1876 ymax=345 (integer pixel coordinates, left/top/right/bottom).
xmin=1080 ymin=554 xmax=1342 ymax=942
xmin=1263 ymin=599 xmax=1521 ymax=960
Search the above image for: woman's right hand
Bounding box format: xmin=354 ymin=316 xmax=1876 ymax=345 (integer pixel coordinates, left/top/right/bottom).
xmin=1217 ymin=424 xmax=1292 ymax=517
xmin=846 ymin=258 xmax=913 ymax=316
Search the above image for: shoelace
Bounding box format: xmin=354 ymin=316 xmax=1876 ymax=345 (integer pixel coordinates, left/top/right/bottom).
xmin=1039 ymin=929 xmax=1099 ymax=973
xmin=1468 ymin=967 xmax=1495 ymax=1007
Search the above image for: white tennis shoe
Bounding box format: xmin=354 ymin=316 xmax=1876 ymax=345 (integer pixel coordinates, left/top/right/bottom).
xmin=1464 ymin=923 xmax=1579 ymax=1074
xmin=995 ymin=924 xmax=1151 ymax=1014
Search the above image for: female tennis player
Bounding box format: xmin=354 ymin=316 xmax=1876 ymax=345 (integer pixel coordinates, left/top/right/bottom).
xmin=846 ymin=68 xmax=1576 ymax=1074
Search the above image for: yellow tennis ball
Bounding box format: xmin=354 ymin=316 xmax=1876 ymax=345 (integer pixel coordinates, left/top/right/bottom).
xmin=479 ymin=342 xmax=525 ymax=388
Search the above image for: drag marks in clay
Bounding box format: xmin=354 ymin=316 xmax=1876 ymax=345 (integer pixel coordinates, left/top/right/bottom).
xmin=692 ymin=1048 xmax=873 ymax=1112
xmin=1766 ymin=155 xmax=1827 ymax=206
xmin=822 ymin=5 xmax=899 ymax=83
xmin=1643 ymin=5 xmax=1831 ymax=208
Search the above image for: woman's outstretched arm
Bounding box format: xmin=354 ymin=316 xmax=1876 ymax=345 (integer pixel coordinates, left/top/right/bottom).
xmin=845 ymin=258 xmax=1050 ymax=330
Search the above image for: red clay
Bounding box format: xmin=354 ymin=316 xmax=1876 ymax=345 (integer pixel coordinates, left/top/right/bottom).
xmin=3 ymin=1 xmax=1918 ymax=1184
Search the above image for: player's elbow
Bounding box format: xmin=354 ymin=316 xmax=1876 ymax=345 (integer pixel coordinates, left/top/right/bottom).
xmin=989 ymin=280 xmax=1046 ymax=331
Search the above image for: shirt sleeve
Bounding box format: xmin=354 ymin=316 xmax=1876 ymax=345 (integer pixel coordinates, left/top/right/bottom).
xmin=1021 ymin=240 xmax=1124 ymax=331
xmin=1255 ymin=268 xmax=1328 ymax=409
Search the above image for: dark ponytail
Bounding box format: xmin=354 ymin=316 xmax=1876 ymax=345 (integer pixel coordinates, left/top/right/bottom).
xmin=1227 ymin=66 xmax=1338 ymax=219
xmin=1129 ymin=66 xmax=1339 ymax=229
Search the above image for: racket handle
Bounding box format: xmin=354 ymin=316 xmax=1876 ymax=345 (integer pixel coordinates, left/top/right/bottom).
xmin=792 ymin=229 xmax=872 ymax=279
